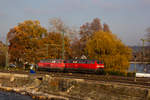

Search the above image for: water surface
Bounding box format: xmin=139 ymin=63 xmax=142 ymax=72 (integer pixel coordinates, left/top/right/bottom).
xmin=0 ymin=91 xmax=33 ymax=100
xmin=129 ymin=63 xmax=150 ymax=73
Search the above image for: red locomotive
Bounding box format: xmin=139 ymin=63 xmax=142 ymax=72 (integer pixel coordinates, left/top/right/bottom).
xmin=37 ymin=59 xmax=65 ymax=71
xmin=37 ymin=59 xmax=104 ymax=73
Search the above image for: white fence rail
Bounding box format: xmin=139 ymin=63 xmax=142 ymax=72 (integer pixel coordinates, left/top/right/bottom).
xmin=136 ymin=73 xmax=150 ymax=77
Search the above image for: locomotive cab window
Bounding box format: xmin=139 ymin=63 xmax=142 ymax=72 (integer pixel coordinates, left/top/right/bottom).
xmin=87 ymin=60 xmax=95 ymax=64
xmin=68 ymin=60 xmax=73 ymax=63
xmin=64 ymin=60 xmax=66 ymax=63
xmin=97 ymin=60 xmax=103 ymax=64
xmin=64 ymin=60 xmax=73 ymax=63
xmin=77 ymin=60 xmax=87 ymax=64
xmin=78 ymin=60 xmax=84 ymax=64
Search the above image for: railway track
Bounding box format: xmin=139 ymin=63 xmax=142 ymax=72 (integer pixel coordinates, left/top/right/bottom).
xmin=1 ymin=70 xmax=150 ymax=88
xmin=36 ymin=71 xmax=150 ymax=88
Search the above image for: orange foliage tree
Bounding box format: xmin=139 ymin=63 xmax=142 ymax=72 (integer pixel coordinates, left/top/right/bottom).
xmin=86 ymin=31 xmax=132 ymax=71
xmin=42 ymin=32 xmax=71 ymax=59
xmin=0 ymin=41 xmax=6 ymax=67
xmin=7 ymin=20 xmax=47 ymax=65
xmin=74 ymin=18 xmax=111 ymax=58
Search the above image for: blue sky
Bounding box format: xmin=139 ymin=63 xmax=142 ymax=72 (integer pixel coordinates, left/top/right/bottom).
xmin=0 ymin=0 xmax=150 ymax=46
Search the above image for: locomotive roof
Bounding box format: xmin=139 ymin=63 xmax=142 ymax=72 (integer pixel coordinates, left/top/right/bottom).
xmin=40 ymin=59 xmax=101 ymax=61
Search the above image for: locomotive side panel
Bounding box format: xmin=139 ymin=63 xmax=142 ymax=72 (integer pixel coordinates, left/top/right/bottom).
xmin=37 ymin=59 xmax=65 ymax=71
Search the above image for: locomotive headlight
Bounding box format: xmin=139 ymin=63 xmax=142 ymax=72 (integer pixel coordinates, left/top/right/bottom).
xmin=97 ymin=65 xmax=104 ymax=68
xmin=97 ymin=65 xmax=101 ymax=68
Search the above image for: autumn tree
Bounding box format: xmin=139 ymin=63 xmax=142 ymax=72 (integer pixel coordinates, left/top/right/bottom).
xmin=0 ymin=41 xmax=6 ymax=67
xmin=49 ymin=18 xmax=78 ymax=42
xmin=49 ymin=18 xmax=78 ymax=59
xmin=78 ymin=18 xmax=106 ymax=57
xmin=103 ymin=23 xmax=111 ymax=32
xmin=80 ymin=18 xmax=103 ymax=40
xmin=86 ymin=31 xmax=132 ymax=72
xmin=7 ymin=20 xmax=47 ymax=65
xmin=90 ymin=18 xmax=103 ymax=32
xmin=49 ymin=18 xmax=68 ymax=33
xmin=42 ymin=32 xmax=71 ymax=59
xmin=70 ymin=37 xmax=82 ymax=59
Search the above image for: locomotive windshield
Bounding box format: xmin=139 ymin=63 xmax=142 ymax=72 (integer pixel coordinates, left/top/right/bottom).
xmin=96 ymin=60 xmax=103 ymax=64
